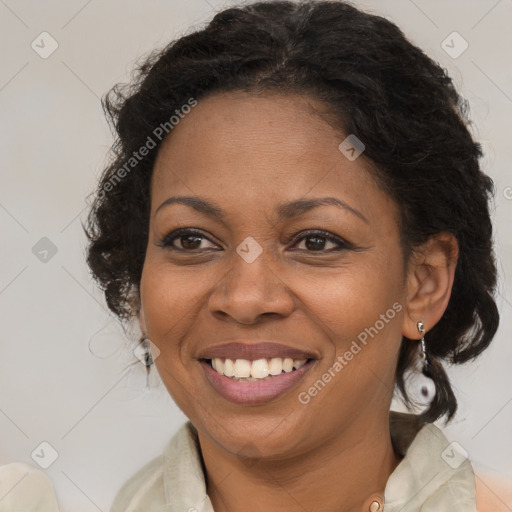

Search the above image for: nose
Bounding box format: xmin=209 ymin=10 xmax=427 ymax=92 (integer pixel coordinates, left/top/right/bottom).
xmin=207 ymin=248 xmax=295 ymax=325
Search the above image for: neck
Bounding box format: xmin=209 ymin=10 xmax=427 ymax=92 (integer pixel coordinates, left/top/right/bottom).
xmin=198 ymin=413 xmax=402 ymax=512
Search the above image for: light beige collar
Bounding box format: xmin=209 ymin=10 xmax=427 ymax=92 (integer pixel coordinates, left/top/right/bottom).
xmin=163 ymin=412 xmax=476 ymax=512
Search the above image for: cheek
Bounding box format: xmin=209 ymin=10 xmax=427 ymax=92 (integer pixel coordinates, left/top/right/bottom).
xmin=299 ymin=250 xmax=405 ymax=392
xmin=300 ymin=254 xmax=404 ymax=341
xmin=140 ymin=260 xmax=204 ymax=412
xmin=139 ymin=262 xmax=196 ymax=397
xmin=140 ymin=258 xmax=206 ymax=341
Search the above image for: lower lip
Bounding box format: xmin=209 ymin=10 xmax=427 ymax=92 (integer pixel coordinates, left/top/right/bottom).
xmin=200 ymin=359 xmax=316 ymax=405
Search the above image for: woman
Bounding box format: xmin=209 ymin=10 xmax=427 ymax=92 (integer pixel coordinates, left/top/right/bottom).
xmin=84 ymin=1 xmax=500 ymax=511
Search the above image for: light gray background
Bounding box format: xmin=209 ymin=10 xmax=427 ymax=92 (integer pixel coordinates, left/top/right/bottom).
xmin=1 ymin=0 xmax=511 ymax=510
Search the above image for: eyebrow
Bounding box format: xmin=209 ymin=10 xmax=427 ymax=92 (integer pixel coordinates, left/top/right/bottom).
xmin=155 ymin=195 xmax=368 ymax=224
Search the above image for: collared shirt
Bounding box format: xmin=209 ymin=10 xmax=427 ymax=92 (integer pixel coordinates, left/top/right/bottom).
xmin=0 ymin=462 xmax=60 ymax=512
xmin=110 ymin=411 xmax=477 ymax=512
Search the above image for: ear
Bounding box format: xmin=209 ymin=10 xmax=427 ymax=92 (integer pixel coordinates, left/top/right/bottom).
xmin=402 ymin=232 xmax=459 ymax=339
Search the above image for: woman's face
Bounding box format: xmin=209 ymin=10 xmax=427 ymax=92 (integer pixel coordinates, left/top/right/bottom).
xmin=140 ymin=91 xmax=410 ymax=458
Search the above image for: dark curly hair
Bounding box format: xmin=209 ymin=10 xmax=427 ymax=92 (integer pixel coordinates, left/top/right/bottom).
xmin=84 ymin=0 xmax=500 ymax=424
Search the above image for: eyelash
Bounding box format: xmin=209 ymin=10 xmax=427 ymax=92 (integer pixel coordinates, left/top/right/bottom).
xmin=157 ymin=228 xmax=353 ymax=253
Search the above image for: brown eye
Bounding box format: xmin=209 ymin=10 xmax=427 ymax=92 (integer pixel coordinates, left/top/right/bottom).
xmin=290 ymin=230 xmax=352 ymax=252
xmin=158 ymin=228 xmax=218 ymax=251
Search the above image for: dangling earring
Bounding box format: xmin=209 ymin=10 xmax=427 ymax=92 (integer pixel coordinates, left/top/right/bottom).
xmin=141 ymin=336 xmax=154 ymax=366
xmin=139 ymin=336 xmax=154 ymax=390
xmin=416 ymin=321 xmax=436 ymax=401
xmin=417 ymin=321 xmax=428 ymax=374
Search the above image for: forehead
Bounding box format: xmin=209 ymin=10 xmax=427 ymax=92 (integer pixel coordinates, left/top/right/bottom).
xmin=150 ymin=91 xmax=396 ymax=228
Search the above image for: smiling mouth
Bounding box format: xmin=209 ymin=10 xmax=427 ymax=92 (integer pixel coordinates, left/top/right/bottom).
xmin=202 ymin=357 xmax=314 ymax=382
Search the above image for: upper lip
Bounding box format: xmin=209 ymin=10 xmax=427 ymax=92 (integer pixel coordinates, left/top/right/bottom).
xmin=197 ymin=341 xmax=318 ymax=361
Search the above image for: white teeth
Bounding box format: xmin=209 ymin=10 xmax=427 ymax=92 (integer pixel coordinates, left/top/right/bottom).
xmin=268 ymin=357 xmax=283 ymax=375
xmin=213 ymin=357 xmax=223 ymax=373
xmin=223 ymin=358 xmax=235 ymax=377
xmin=210 ymin=357 xmax=310 ymax=380
xmin=294 ymin=359 xmax=307 ymax=370
xmin=234 ymin=359 xmax=252 ymax=378
xmin=251 ymin=359 xmax=270 ymax=379
xmin=282 ymin=358 xmax=294 ymax=372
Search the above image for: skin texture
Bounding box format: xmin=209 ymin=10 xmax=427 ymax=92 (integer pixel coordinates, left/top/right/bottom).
xmin=138 ymin=91 xmax=459 ymax=512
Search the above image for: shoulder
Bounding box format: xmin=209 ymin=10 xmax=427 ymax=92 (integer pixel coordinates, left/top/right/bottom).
xmin=0 ymin=462 xmax=59 ymax=512
xmin=109 ymin=421 xmax=195 ymax=512
xmin=109 ymin=453 xmax=165 ymax=512
xmin=386 ymin=412 xmax=477 ymax=512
